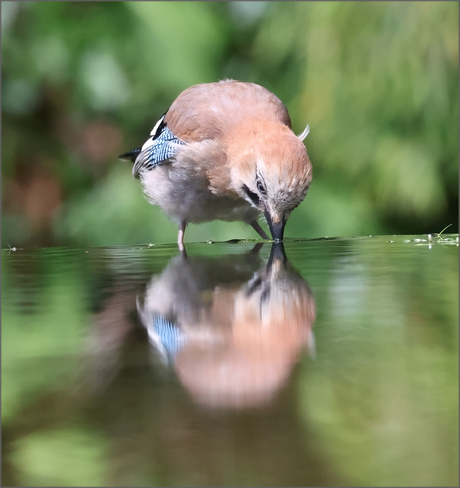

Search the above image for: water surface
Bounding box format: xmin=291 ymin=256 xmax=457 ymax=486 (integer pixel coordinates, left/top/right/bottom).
xmin=2 ymin=235 xmax=458 ymax=486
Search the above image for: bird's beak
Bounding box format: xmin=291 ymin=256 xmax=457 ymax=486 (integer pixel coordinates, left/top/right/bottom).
xmin=264 ymin=209 xmax=286 ymax=242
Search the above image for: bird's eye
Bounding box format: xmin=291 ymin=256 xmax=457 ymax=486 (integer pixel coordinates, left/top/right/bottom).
xmin=256 ymin=179 xmax=266 ymax=195
xmin=242 ymin=185 xmax=260 ymax=205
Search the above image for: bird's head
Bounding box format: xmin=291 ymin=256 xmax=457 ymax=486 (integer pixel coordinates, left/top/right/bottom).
xmin=228 ymin=119 xmax=312 ymax=241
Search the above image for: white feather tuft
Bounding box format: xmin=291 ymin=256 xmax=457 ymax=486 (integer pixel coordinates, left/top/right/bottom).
xmin=150 ymin=115 xmax=165 ymax=136
xmin=297 ymin=124 xmax=310 ymax=142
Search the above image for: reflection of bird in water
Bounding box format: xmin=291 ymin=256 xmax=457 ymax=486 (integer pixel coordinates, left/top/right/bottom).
xmin=137 ymin=243 xmax=316 ymax=409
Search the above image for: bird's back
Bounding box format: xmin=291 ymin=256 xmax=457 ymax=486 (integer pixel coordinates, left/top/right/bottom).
xmin=164 ymin=80 xmax=292 ymax=143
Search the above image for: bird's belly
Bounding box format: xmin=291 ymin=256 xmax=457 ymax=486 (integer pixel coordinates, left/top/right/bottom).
xmin=140 ymin=166 xmax=258 ymax=224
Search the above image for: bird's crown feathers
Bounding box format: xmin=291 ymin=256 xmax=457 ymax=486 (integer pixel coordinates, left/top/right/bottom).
xmin=227 ymin=118 xmax=312 ymax=211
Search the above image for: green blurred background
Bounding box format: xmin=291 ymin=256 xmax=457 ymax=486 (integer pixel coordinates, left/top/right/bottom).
xmin=2 ymin=1 xmax=458 ymax=248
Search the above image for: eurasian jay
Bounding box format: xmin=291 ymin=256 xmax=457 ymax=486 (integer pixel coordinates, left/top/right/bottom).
xmin=119 ymin=80 xmax=312 ymax=248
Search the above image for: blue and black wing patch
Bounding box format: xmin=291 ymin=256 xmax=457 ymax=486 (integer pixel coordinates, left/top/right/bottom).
xmin=144 ymin=314 xmax=186 ymax=363
xmin=153 ymin=315 xmax=186 ymax=358
xmin=119 ymin=113 xmax=186 ymax=178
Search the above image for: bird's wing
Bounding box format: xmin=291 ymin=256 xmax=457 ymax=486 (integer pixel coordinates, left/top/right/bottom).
xmin=121 ymin=81 xmax=292 ymax=177
xmin=120 ymin=114 xmax=186 ymax=177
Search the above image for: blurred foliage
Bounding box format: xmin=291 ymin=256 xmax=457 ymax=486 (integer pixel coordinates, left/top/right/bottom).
xmin=9 ymin=427 xmax=110 ymax=487
xmin=1 ymin=1 xmax=458 ymax=247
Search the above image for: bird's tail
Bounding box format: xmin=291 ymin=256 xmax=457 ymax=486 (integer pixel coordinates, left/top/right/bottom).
xmin=118 ymin=147 xmax=142 ymax=162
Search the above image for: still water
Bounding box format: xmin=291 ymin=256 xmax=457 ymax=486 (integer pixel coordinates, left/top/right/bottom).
xmin=2 ymin=235 xmax=458 ymax=487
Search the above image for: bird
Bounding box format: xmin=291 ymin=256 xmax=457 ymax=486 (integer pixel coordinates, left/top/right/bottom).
xmin=119 ymin=80 xmax=312 ymax=249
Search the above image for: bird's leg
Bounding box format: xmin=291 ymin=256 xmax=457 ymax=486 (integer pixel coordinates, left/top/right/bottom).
xmin=250 ymin=220 xmax=270 ymax=240
xmin=178 ymin=220 xmax=187 ymax=252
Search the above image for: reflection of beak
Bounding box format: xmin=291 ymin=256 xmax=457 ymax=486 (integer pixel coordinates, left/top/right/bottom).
xmin=267 ymin=241 xmax=287 ymax=272
xmin=266 ymin=241 xmax=288 ymax=282
xmin=264 ymin=210 xmax=285 ymax=242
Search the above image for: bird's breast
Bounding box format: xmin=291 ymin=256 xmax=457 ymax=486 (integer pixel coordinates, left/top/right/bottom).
xmin=139 ymin=163 xmax=259 ymax=225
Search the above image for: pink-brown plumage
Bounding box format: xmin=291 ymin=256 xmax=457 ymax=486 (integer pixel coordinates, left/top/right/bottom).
xmin=119 ymin=79 xmax=312 ymax=248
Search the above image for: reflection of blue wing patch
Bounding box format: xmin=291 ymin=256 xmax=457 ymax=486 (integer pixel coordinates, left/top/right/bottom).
xmin=151 ymin=315 xmax=186 ymax=359
xmin=132 ymin=118 xmax=185 ymax=177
